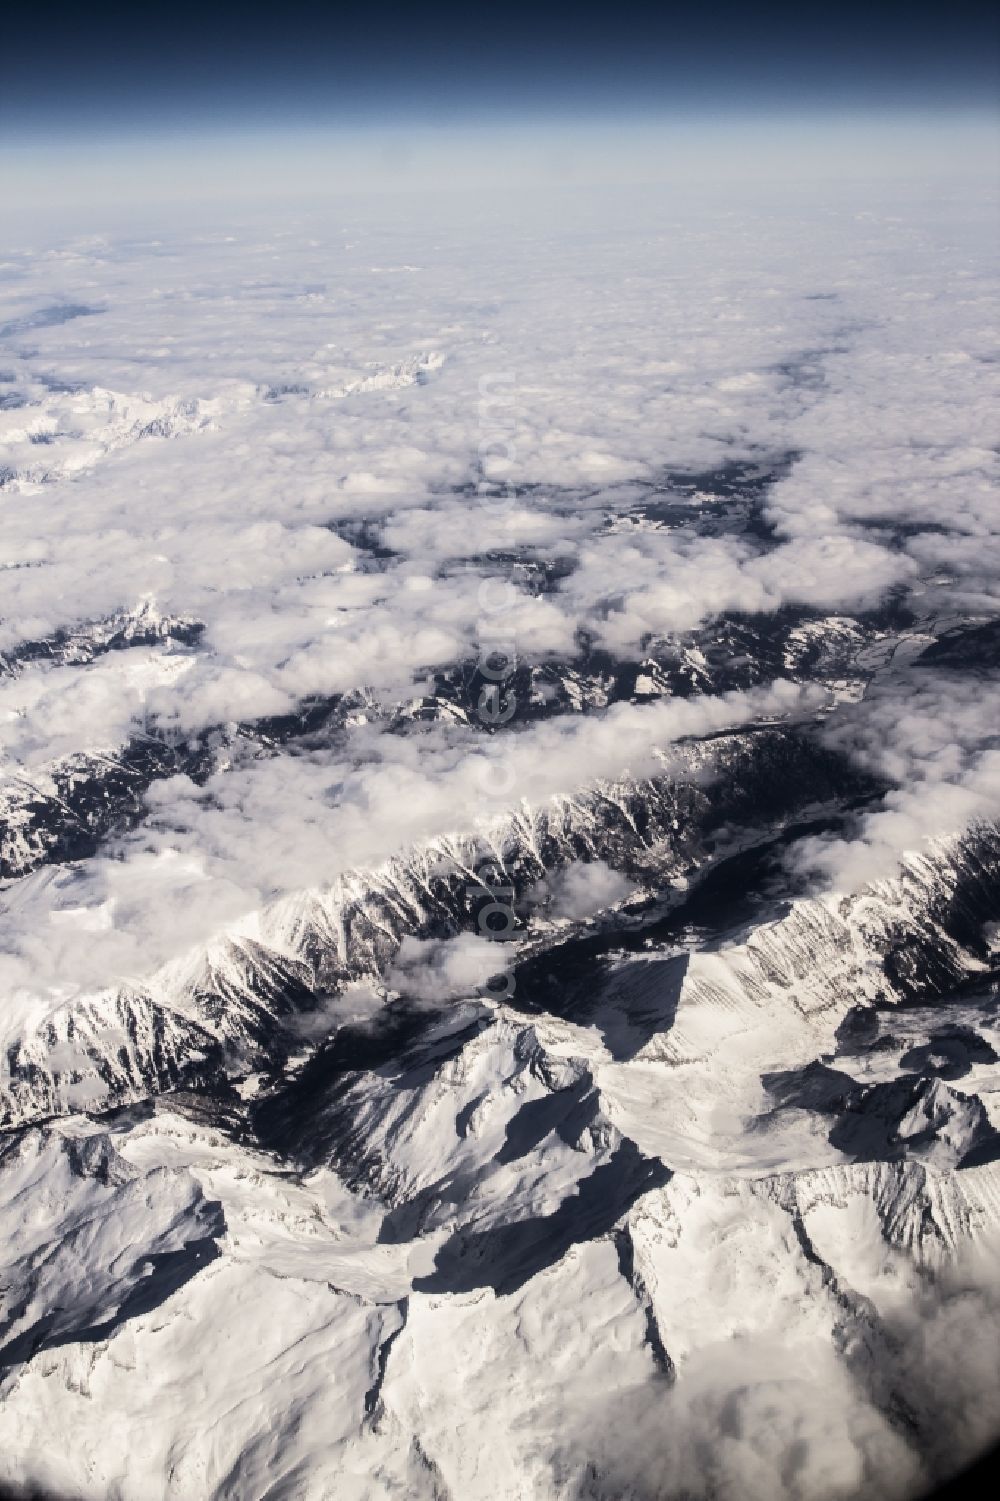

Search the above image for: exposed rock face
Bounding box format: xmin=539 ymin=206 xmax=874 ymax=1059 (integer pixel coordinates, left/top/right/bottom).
xmin=2 ymin=738 xmax=998 ymax=1498
xmin=0 ymin=724 xmax=892 ymax=1129
xmin=1 ymin=196 xmax=998 ymax=1501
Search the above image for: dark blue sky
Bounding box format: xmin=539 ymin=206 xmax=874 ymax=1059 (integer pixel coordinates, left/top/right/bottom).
xmin=4 ymin=1 xmax=999 ymax=136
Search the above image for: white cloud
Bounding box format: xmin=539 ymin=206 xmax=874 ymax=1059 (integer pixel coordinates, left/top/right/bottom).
xmin=793 ymin=669 xmax=1000 ymax=891
xmin=534 ymin=859 xmax=637 ymax=921
xmin=0 ymin=176 xmax=996 ymax=1008
xmin=387 ymin=933 xmax=503 ymax=1001
xmin=0 ymin=170 xmax=999 ymax=1501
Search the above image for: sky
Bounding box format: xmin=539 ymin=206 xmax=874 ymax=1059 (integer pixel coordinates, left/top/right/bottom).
xmin=4 ymin=0 xmax=999 ymax=134
xmin=2 ymin=1 xmax=996 ymax=214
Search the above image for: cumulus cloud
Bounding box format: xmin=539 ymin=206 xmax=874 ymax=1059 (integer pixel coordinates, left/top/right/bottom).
xmin=387 ymin=933 xmax=504 ymax=1001
xmin=0 ymin=180 xmax=997 ymax=1046
xmin=793 ymin=668 xmax=1000 ymax=891
xmin=1 ymin=183 xmax=996 ymax=787
xmin=533 ymin=859 xmax=637 ymax=921
xmin=1 ymin=168 xmax=999 ymax=1501
xmin=572 ymin=1339 xmax=923 ymax=1501
xmin=0 ymin=678 xmax=816 ymax=1017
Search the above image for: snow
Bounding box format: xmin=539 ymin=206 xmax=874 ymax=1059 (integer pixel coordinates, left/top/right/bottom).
xmin=0 ymin=175 xmax=998 ymax=1499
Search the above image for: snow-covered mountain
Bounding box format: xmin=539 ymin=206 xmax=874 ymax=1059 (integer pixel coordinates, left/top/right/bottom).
xmin=1 ymin=184 xmax=998 ymax=1501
